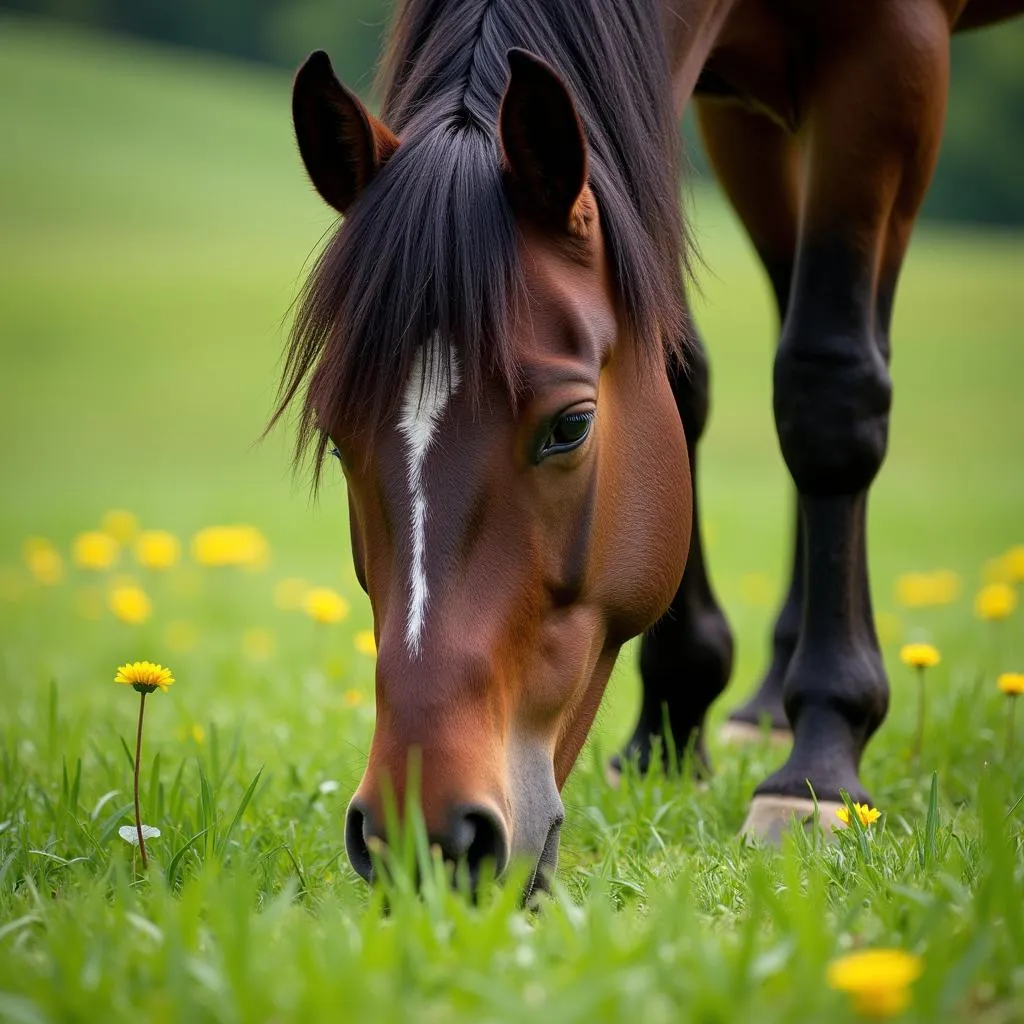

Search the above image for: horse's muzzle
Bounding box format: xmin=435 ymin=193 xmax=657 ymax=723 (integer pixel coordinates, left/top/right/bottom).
xmin=345 ymin=797 xmax=510 ymax=885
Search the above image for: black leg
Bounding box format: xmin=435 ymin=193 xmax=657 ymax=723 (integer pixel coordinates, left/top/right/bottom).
xmin=741 ymin=238 xmax=894 ymax=838
xmin=740 ymin=1 xmax=950 ymax=838
xmin=615 ymin=335 xmax=733 ymax=776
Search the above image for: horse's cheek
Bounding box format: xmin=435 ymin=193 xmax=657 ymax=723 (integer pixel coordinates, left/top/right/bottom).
xmin=600 ymin=369 xmax=691 ymax=641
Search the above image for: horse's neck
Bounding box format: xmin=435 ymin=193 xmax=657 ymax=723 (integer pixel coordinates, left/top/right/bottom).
xmin=660 ymin=0 xmax=737 ymax=116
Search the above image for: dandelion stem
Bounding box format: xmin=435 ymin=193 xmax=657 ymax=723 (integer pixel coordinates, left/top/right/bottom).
xmin=1008 ymin=695 xmax=1017 ymax=761
xmin=913 ymin=667 xmax=926 ymax=765
xmin=134 ymin=690 xmax=148 ymax=869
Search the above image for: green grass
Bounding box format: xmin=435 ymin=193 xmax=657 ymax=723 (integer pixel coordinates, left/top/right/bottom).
xmin=2 ymin=15 xmax=1024 ymax=1023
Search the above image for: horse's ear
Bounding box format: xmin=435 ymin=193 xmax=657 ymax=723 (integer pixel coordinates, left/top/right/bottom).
xmin=499 ymin=48 xmax=588 ymax=232
xmin=292 ymin=50 xmax=399 ymax=215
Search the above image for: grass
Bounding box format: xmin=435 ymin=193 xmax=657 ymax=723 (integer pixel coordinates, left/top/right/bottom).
xmin=1 ymin=14 xmax=1024 ymax=1022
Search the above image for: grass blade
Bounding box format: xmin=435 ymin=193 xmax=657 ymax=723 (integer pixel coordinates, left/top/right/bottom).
xmin=165 ymin=828 xmax=208 ymax=889
xmin=216 ymin=767 xmax=264 ymax=859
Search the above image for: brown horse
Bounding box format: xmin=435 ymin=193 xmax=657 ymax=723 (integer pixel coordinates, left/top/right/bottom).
xmin=274 ymin=0 xmax=1022 ymax=886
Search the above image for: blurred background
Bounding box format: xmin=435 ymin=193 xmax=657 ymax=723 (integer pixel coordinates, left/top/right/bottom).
xmin=4 ymin=0 xmax=1024 ymax=222
xmin=0 ymin=2 xmax=1021 ymax=744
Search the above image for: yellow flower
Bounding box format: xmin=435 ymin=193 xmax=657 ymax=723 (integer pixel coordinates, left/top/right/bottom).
xmin=900 ymin=643 xmax=940 ymax=669
xmin=1004 ymin=546 xmax=1024 ymax=583
xmin=998 ymin=672 xmax=1024 ymax=697
xmin=303 ymin=586 xmax=349 ymax=624
xmin=343 ymin=689 xmax=364 ymax=707
xmin=895 ymin=570 xmax=960 ymax=608
xmin=23 ymin=537 xmax=63 ymax=585
xmin=101 ymin=509 xmax=139 ymax=544
xmin=109 ymin=583 xmax=152 ymax=624
xmin=354 ymin=629 xmax=377 ymax=657
xmin=115 ymin=660 xmax=175 ymax=694
xmin=192 ymin=525 xmax=269 ymax=569
xmin=827 ymin=949 xmax=923 ymax=1018
xmin=242 ymin=628 xmax=275 ymax=662
xmin=72 ymin=531 xmax=119 ymax=571
xmin=835 ymin=803 xmax=881 ymax=828
xmin=273 ymin=577 xmax=309 ymax=611
xmin=975 ymin=582 xmax=1017 ymax=622
xmin=134 ymin=529 xmax=181 ymax=570
xmin=165 ymin=620 xmax=198 ymax=653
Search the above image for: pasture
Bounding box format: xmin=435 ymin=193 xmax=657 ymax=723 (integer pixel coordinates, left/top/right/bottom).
xmin=1 ymin=15 xmax=1023 ymax=1022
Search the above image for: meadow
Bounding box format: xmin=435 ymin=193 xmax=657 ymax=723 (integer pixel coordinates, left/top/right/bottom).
xmin=1 ymin=15 xmax=1023 ymax=1023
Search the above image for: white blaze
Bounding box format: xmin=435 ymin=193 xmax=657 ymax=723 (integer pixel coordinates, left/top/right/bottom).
xmin=397 ymin=340 xmax=460 ymax=656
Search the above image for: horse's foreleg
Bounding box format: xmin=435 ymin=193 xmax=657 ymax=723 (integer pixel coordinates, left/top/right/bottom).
xmin=743 ymin=0 xmax=952 ymax=839
xmin=614 ymin=334 xmax=733 ymax=776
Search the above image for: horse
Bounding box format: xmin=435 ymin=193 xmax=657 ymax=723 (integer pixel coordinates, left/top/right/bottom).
xmin=273 ymin=0 xmax=1023 ymax=888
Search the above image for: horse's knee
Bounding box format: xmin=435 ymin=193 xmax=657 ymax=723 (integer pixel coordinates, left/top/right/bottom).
xmin=773 ymin=325 xmax=892 ymax=495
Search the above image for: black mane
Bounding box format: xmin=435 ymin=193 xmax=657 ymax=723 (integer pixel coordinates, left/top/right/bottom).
xmin=276 ymin=0 xmax=687 ymax=477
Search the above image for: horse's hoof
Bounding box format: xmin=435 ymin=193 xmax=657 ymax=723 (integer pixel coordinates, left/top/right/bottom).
xmin=740 ymin=794 xmax=844 ymax=844
xmin=719 ymin=719 xmax=793 ymax=746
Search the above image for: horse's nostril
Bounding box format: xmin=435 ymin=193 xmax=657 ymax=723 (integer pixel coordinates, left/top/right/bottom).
xmin=455 ymin=807 xmax=509 ymax=878
xmin=344 ymin=800 xmax=374 ymax=882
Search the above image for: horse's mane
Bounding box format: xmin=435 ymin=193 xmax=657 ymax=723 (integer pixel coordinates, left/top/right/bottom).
xmin=275 ymin=0 xmax=688 ymax=479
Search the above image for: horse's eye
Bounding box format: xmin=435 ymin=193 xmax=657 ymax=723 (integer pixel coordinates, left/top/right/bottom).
xmin=540 ymin=410 xmax=594 ymax=459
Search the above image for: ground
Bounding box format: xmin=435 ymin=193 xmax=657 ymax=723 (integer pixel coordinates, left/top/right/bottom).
xmin=1 ymin=16 xmax=1023 ymax=1023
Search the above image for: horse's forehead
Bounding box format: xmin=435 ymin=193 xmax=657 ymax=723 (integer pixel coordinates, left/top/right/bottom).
xmin=514 ymin=224 xmax=616 ymax=364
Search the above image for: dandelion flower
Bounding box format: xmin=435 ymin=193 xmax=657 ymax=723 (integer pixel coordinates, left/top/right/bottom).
xmin=827 ymin=949 xmax=923 ymax=1018
xmin=72 ymin=531 xmax=119 ymax=570
xmin=273 ymin=577 xmax=309 ymax=611
xmin=344 ymin=689 xmax=363 ymax=708
xmin=895 ymin=571 xmax=960 ymax=608
xmin=23 ymin=537 xmax=63 ymax=585
xmin=303 ymin=586 xmax=349 ymax=624
xmin=835 ymin=803 xmax=881 ymax=828
xmin=134 ymin=529 xmax=181 ymax=570
xmin=1000 ymin=673 xmax=1024 ymax=757
xmin=901 ymin=644 xmax=939 ymax=763
xmin=115 ymin=661 xmax=175 ymax=693
xmin=1003 ymin=546 xmax=1024 ymax=583
xmin=900 ymin=643 xmax=940 ymax=669
xmin=115 ymin=660 xmax=173 ymax=871
xmin=997 ymin=672 xmax=1024 ymax=696
xmin=101 ymin=510 xmax=139 ymax=544
xmin=109 ymin=583 xmax=152 ymax=624
xmin=354 ymin=629 xmax=377 ymax=657
xmin=975 ymin=582 xmax=1017 ymax=622
xmin=192 ymin=525 xmax=269 ymax=569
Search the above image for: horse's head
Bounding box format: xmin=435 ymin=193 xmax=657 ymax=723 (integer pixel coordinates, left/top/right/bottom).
xmin=286 ymin=49 xmax=690 ymax=891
